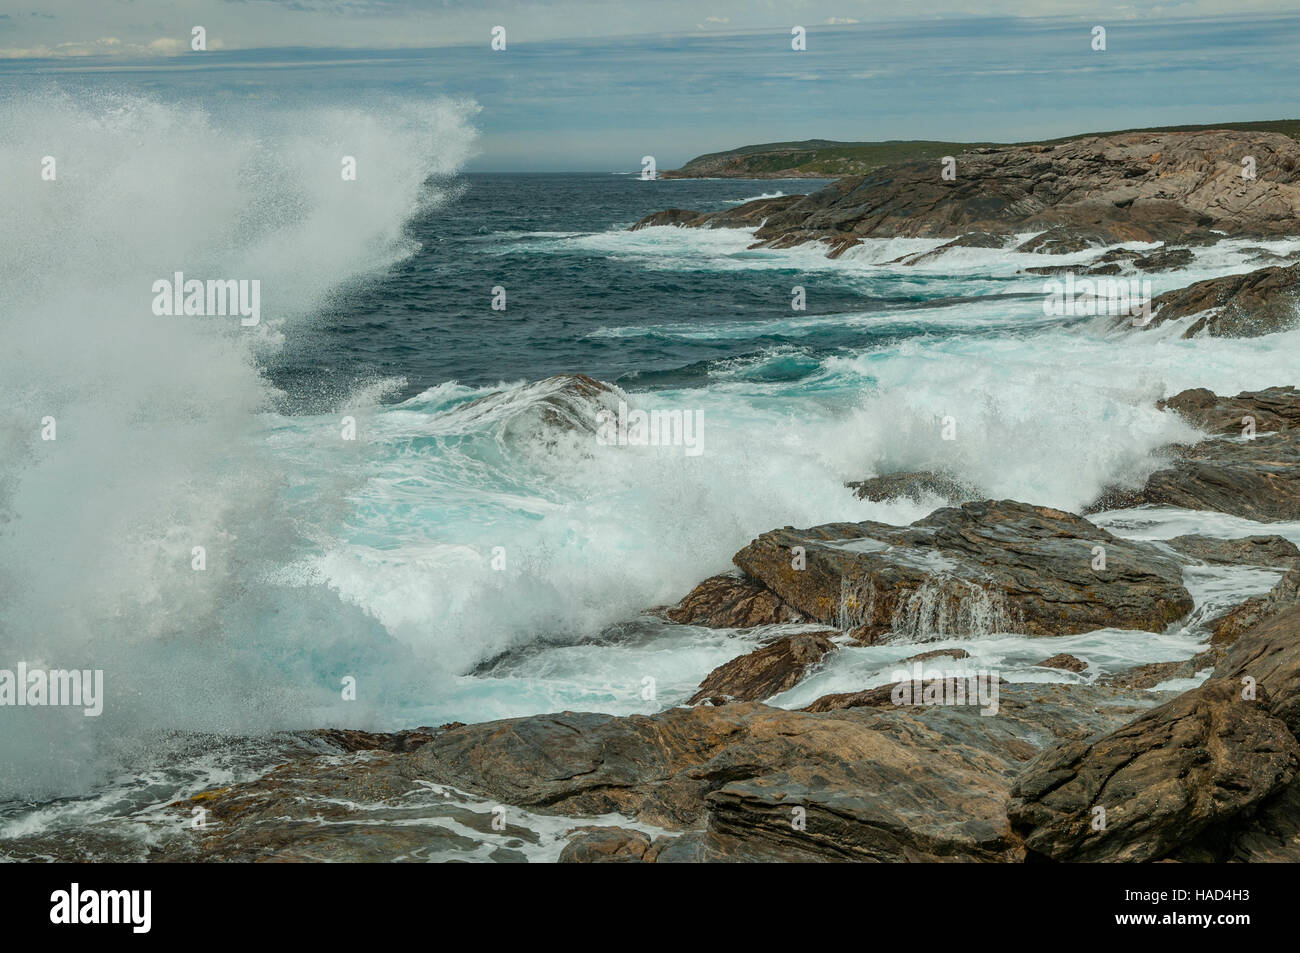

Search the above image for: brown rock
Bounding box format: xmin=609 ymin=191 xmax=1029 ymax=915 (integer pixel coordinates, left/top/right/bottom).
xmin=1100 ymin=648 xmax=1221 ymax=691
xmin=1158 ymin=385 xmax=1300 ymax=434
xmin=903 ymin=647 xmax=971 ymax=663
xmin=1131 ymin=262 xmax=1300 ymax=337
xmin=1090 ymin=386 xmax=1300 ymax=522
xmin=731 ymin=500 xmax=1192 ymax=642
xmin=1008 ymin=678 xmax=1300 ymax=862
xmin=845 ymin=470 xmax=979 ymax=505
xmin=663 ymin=571 xmax=807 ymax=627
xmin=687 ymin=631 xmax=838 ymax=704
xmin=801 ymin=676 xmax=1007 ymax=714
xmin=1102 ymin=433 xmax=1300 ymax=522
xmin=1215 ymin=601 xmax=1300 ymax=735
xmin=800 ymin=683 xmax=902 ymax=713
xmin=1208 ymin=570 xmax=1300 ymax=647
xmin=638 ymin=131 xmax=1300 ymax=255
xmin=310 ymin=727 xmax=436 ymax=753
xmin=1133 ymin=246 xmax=1195 ymax=271
xmin=1039 ymin=653 xmax=1087 ymax=673
xmin=558 ymin=827 xmax=653 ymax=863
xmin=3 ymin=683 xmax=1163 ymax=863
xmin=1166 ymin=533 xmax=1300 ymax=568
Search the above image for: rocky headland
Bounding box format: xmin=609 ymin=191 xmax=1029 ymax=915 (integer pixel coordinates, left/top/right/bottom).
xmin=636 ymin=130 xmax=1300 ymax=266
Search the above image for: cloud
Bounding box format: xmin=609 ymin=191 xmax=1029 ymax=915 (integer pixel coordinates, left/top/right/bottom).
xmin=0 ymin=34 xmax=221 ymax=58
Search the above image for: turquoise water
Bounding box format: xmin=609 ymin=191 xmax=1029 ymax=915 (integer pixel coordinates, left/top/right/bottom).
xmin=3 ymin=90 xmax=1300 ymax=812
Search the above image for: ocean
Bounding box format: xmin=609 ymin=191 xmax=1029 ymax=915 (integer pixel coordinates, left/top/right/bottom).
xmin=4 ymin=90 xmax=1300 ymax=856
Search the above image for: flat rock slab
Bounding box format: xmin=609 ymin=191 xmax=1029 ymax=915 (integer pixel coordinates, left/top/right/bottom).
xmin=1167 ymin=533 xmax=1300 ymax=568
xmin=731 ymin=500 xmax=1192 ymax=642
xmin=56 ymin=683 xmax=1157 ymax=863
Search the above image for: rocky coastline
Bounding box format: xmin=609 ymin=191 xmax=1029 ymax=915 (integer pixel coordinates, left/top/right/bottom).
xmin=5 ymin=380 xmax=1296 ymax=863
xmin=11 ymin=130 xmax=1300 ymax=864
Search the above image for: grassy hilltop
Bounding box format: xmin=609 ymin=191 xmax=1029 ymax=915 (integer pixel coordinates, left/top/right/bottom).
xmin=663 ymin=119 xmax=1300 ymax=178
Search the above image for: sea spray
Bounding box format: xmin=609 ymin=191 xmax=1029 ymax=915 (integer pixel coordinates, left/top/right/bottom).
xmin=0 ymin=89 xmax=478 ymax=799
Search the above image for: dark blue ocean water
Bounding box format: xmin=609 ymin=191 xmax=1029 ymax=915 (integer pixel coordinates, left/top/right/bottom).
xmin=267 ymin=172 xmax=958 ymax=402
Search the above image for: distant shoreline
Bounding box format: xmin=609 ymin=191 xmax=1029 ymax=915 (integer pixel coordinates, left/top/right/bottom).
xmin=663 ymin=118 xmax=1300 ymax=178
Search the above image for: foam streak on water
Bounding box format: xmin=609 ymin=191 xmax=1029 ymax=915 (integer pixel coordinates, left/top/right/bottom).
xmin=3 ymin=126 xmax=1299 ymax=821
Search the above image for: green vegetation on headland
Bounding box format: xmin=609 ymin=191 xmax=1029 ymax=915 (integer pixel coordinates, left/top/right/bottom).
xmin=664 ymin=119 xmax=1300 ymax=178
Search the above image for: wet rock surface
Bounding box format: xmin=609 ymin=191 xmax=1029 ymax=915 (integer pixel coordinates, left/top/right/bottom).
xmin=1159 ymin=385 xmax=1300 ymax=434
xmin=1091 ymin=433 xmax=1300 ymax=521
xmin=635 ymin=131 xmax=1300 ymax=253
xmin=687 ymin=631 xmax=838 ymax=704
xmin=1008 ymin=678 xmax=1300 ymax=862
xmin=1166 ymin=533 xmax=1300 ymax=568
xmin=1039 ymin=653 xmax=1088 ymax=673
xmin=1128 ymin=262 xmax=1300 ymax=337
xmin=89 ymin=684 xmax=1153 ymax=863
xmin=1089 ymin=386 xmax=1300 ymax=521
xmin=663 ymin=571 xmax=807 ymax=627
xmin=1216 ymin=603 xmax=1300 ymax=736
xmin=846 ymin=470 xmax=980 ymax=505
xmin=730 ymin=500 xmax=1192 ymax=642
xmin=1207 ymin=570 xmax=1300 ymax=647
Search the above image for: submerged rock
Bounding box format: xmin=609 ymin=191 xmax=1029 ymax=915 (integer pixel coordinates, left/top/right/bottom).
xmin=444 ymin=373 xmax=624 ymax=440
xmin=1166 ymin=534 xmax=1300 ymax=568
xmin=1039 ymin=653 xmax=1088 ymax=673
xmin=686 ymin=631 xmax=838 ymax=704
xmin=730 ymin=500 xmax=1192 ymax=643
xmin=845 ymin=470 xmax=979 ymax=505
xmin=1125 ymin=262 xmax=1300 ymax=337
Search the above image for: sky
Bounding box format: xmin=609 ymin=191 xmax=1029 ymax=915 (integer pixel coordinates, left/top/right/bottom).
xmin=2 ymin=1 xmax=1299 ymax=171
